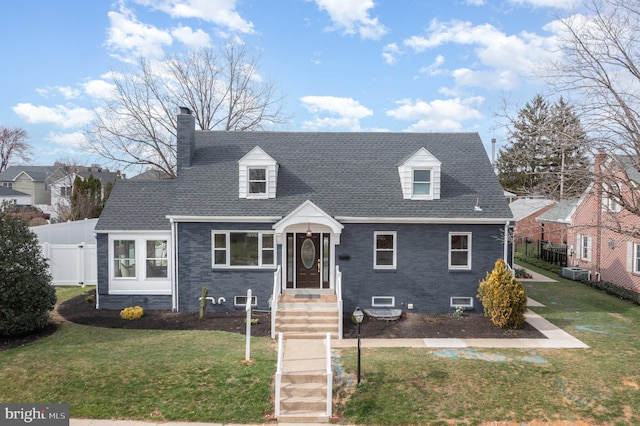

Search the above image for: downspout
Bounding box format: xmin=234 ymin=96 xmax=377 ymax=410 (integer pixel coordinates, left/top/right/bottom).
xmin=503 ymin=221 xmax=510 ymax=265
xmin=171 ymin=218 xmax=179 ymax=312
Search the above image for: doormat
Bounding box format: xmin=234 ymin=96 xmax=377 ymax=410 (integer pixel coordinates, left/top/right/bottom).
xmin=294 ymin=294 xmax=320 ymax=299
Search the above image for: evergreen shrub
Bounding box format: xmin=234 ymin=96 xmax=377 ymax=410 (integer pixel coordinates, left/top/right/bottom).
xmin=477 ymin=259 xmax=527 ymax=329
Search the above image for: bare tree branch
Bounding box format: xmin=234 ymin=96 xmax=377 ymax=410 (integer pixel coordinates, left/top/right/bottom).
xmin=0 ymin=127 xmax=31 ymax=172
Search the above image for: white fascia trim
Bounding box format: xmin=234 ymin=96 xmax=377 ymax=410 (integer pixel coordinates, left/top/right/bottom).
xmin=94 ymin=229 xmax=170 ymax=234
xmin=166 ymin=215 xmax=282 ymax=223
xmin=335 ymin=216 xmax=514 ymax=224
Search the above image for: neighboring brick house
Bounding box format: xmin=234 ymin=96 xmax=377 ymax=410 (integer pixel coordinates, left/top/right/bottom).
xmin=567 ymin=151 xmax=640 ymax=294
xmin=536 ymin=199 xmax=578 ymax=245
xmin=509 ymin=198 xmax=555 ymax=242
xmin=95 ymin=108 xmax=514 ymax=319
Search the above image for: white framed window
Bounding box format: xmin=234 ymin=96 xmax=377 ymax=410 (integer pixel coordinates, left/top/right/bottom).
xmin=450 ymin=297 xmax=473 ymax=308
xmin=634 ymin=243 xmax=640 ymax=274
xmin=374 ymin=231 xmax=396 ymax=269
xmin=212 ymin=231 xmax=276 ymax=268
xmin=234 ymin=295 xmax=258 ymax=307
xmin=372 ymin=296 xmax=395 ymax=307
xmin=578 ymin=234 xmax=592 ymax=261
xmin=109 ymin=233 xmax=171 ymax=295
xmin=449 ymin=232 xmax=471 ymax=270
xmin=602 ymin=183 xmax=622 ymax=213
xmin=247 ymin=167 xmax=267 ymax=198
xmin=412 ymin=168 xmax=432 ymax=198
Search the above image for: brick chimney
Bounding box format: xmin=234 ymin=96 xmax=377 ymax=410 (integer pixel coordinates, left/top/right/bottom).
xmin=177 ymin=107 xmax=195 ymax=171
xmin=594 ymin=147 xmax=607 ymax=182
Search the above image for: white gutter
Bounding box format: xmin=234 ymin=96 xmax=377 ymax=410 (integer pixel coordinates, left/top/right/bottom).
xmin=166 ymin=215 xmax=282 ymax=223
xmin=335 ymin=216 xmax=514 ymax=224
xmin=170 ymin=218 xmax=179 ymax=312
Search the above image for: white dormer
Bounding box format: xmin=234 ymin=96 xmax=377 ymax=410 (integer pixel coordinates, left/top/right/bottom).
xmin=398 ymin=147 xmax=442 ymax=200
xmin=238 ymin=146 xmax=278 ymax=199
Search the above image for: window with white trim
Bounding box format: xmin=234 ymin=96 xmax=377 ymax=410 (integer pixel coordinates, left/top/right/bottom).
xmin=374 ymin=231 xmax=396 ymax=269
xmin=372 ymin=296 xmax=395 ymax=307
xmin=449 ymin=232 xmax=471 ymax=270
xmin=450 ymin=297 xmax=473 ymax=308
xmin=248 ymin=167 xmax=267 ymax=197
xmin=109 ymin=234 xmax=171 ymax=295
xmin=412 ymin=169 xmax=432 ymax=198
xmin=580 ymin=235 xmax=592 ymax=261
xmin=234 ymin=295 xmax=258 ymax=307
xmin=634 ymin=243 xmax=640 ymax=274
xmin=212 ymin=231 xmax=276 ymax=268
xmin=602 ymin=183 xmax=622 ymax=213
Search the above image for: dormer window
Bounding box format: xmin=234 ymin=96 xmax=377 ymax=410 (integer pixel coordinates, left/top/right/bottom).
xmin=412 ymin=169 xmax=432 ymax=198
xmin=238 ymin=146 xmax=278 ymax=199
xmin=398 ymin=148 xmax=441 ymax=200
xmin=248 ymin=167 xmax=267 ymax=196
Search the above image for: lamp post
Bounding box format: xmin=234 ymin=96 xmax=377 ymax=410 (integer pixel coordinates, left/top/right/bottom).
xmin=353 ymin=306 xmax=364 ymax=384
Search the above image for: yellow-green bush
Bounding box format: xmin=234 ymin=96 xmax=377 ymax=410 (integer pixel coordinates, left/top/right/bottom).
xmin=477 ymin=259 xmax=527 ymax=329
xmin=120 ymin=306 xmax=144 ymax=320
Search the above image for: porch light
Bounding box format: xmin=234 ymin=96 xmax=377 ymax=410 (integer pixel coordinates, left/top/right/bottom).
xmin=353 ymin=306 xmax=364 ymax=384
xmin=306 ymin=223 xmax=312 ymax=237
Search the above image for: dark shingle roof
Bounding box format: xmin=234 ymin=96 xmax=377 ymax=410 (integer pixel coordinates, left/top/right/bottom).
xmin=0 ymin=166 xmax=56 ymax=182
xmin=0 ymin=187 xmax=30 ymax=197
xmin=97 ymin=131 xmax=513 ymax=231
xmin=95 ymin=180 xmax=175 ymax=231
xmin=170 ymin=131 xmax=512 ymax=220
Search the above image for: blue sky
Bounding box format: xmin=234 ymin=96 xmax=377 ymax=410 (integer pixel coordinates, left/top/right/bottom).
xmin=0 ymin=0 xmax=583 ymax=168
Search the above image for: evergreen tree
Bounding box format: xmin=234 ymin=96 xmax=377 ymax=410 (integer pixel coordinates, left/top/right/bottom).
xmin=0 ymin=211 xmax=56 ymax=336
xmin=71 ymin=174 xmax=104 ymax=220
xmin=496 ymin=94 xmax=591 ymax=199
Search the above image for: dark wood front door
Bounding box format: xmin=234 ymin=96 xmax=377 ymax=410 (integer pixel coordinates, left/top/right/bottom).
xmin=296 ymin=233 xmax=320 ymax=288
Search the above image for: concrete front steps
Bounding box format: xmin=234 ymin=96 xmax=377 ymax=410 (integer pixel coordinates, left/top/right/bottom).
xmin=275 ymin=294 xmax=340 ymax=339
xmin=277 ymin=338 xmax=332 ymax=424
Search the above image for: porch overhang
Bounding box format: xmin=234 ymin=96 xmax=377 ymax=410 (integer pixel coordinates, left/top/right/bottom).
xmin=273 ymin=200 xmax=344 ymax=243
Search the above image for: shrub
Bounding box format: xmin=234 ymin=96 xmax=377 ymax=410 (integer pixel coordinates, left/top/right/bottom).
xmin=199 ymin=286 xmax=208 ymax=319
xmin=0 ymin=212 xmax=56 ymax=336
xmin=120 ymin=306 xmax=144 ymax=320
xmin=477 ymin=259 xmax=527 ymax=329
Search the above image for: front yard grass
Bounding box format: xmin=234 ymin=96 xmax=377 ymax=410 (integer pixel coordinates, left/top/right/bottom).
xmin=337 ymin=262 xmax=640 ymax=425
xmin=1 ymin=272 xmax=639 ymax=424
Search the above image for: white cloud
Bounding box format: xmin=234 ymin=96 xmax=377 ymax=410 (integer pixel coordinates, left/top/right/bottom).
xmin=171 ymin=25 xmax=212 ymax=49
xmin=47 ymin=131 xmax=88 ymax=148
xmin=509 ymin=0 xmax=580 ymax=9
xmin=133 ymin=0 xmax=254 ymax=33
xmin=386 ymin=97 xmax=484 ymax=132
xmin=313 ymin=0 xmax=388 ymax=40
xmin=12 ymin=103 xmax=94 ymax=129
xmin=82 ymin=79 xmax=117 ymax=100
xmin=402 ymin=19 xmax=559 ymax=89
xmin=106 ymin=5 xmax=173 ymax=60
xmin=35 ymin=86 xmax=81 ymax=99
xmin=382 ymin=43 xmax=401 ymax=65
xmin=300 ymin=95 xmax=373 ymax=130
xmin=419 ymin=54 xmax=445 ymax=76
xmin=466 ymin=0 xmax=485 ymax=4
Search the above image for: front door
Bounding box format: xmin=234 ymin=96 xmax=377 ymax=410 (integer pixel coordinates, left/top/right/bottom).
xmin=296 ymin=233 xmax=320 ymax=288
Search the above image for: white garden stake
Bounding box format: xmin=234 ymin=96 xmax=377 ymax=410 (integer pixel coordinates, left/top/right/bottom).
xmin=245 ymin=288 xmax=252 ymax=362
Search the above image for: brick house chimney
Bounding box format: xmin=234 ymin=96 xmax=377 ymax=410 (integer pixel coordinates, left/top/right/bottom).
xmin=177 ymin=107 xmax=195 ymax=171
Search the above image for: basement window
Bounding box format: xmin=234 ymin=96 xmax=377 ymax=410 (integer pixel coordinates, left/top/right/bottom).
xmin=371 ymin=296 xmax=395 ymax=307
xmin=234 ymin=295 xmax=258 ymax=307
xmin=450 ymin=297 xmax=473 ymax=309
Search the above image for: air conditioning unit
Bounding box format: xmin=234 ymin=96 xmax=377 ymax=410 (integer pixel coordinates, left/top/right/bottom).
xmin=562 ymin=267 xmax=589 ymax=281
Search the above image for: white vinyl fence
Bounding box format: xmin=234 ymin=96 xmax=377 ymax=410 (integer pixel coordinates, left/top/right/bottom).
xmin=32 ymin=219 xmax=98 ymax=286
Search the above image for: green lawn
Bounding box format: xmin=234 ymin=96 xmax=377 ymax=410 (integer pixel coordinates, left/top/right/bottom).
xmin=337 ymin=262 xmax=640 ymax=425
xmin=2 ymin=273 xmax=639 ymax=424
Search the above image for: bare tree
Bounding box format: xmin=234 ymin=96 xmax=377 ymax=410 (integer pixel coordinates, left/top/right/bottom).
xmin=0 ymin=127 xmax=31 ymax=172
xmin=542 ymin=0 xmax=640 ymax=232
xmin=86 ymin=43 xmax=287 ymax=178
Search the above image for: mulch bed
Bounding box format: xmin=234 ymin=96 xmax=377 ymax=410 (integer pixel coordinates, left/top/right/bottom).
xmin=1 ymin=290 xmax=545 ymax=351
